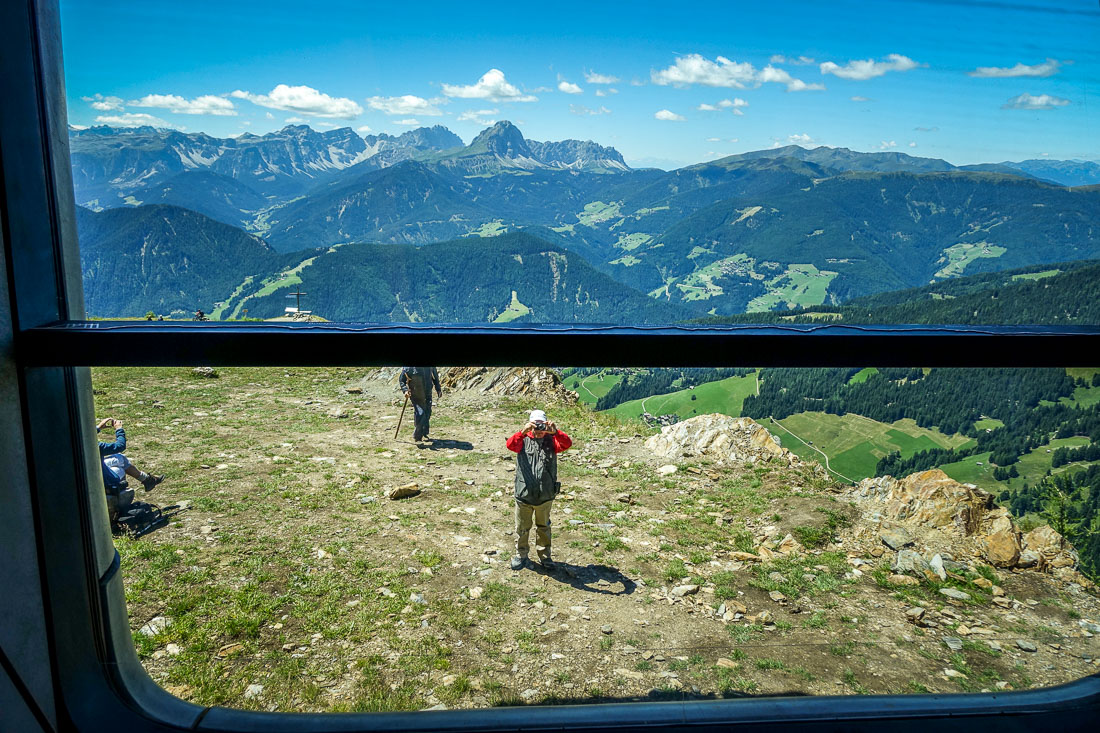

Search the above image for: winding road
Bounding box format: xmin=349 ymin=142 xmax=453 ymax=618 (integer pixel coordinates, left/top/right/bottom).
xmin=768 ymin=417 xmax=857 ymax=484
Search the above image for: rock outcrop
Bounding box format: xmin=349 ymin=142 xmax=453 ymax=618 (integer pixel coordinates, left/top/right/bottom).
xmin=361 ymin=366 xmax=577 ymax=404
xmin=439 ymin=367 xmax=577 ymax=404
xmin=644 ymin=414 xmax=811 ymax=468
xmin=849 ymin=469 xmax=1090 ymax=587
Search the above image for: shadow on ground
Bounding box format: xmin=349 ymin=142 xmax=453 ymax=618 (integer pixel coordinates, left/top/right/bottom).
xmin=533 ymin=561 xmax=636 ymax=596
xmin=418 ymin=439 xmax=475 ymax=451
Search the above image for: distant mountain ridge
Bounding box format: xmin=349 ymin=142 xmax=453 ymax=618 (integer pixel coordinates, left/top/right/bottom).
xmin=69 ymin=122 xmax=1100 ymax=321
xmin=68 ymin=121 xmax=630 ymax=212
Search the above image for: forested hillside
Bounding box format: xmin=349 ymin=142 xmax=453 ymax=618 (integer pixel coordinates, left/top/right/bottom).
xmin=698 ymin=259 xmax=1100 ymax=326
xmin=241 ymin=232 xmax=691 ymax=323
xmin=77 ymin=205 xmax=285 ymax=317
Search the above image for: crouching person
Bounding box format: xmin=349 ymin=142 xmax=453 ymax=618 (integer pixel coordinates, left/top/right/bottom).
xmin=97 ymin=418 xmax=163 ymax=523
xmin=506 ymin=409 xmax=571 ymax=571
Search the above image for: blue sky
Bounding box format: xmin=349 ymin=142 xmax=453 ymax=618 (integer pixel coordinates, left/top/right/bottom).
xmin=61 ymin=0 xmax=1099 ymax=168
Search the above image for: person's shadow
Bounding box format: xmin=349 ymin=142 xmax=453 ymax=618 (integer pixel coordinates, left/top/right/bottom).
xmin=418 ymin=439 xmax=474 ymax=451
xmin=535 ymin=562 xmax=636 ymax=595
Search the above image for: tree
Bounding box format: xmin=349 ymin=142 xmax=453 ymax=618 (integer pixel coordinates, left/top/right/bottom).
xmin=1039 ymin=474 xmax=1081 ymax=539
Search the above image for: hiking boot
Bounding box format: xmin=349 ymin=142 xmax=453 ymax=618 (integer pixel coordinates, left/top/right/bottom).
xmin=142 ymin=474 xmax=164 ymax=492
xmin=541 ymin=557 xmax=556 ymax=571
xmin=510 ymin=555 xmax=527 ymax=570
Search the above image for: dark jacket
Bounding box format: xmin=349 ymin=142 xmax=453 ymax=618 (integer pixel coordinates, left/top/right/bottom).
xmin=97 ymin=427 xmax=126 ymax=491
xmin=506 ymin=430 xmax=572 ymax=506
xmin=399 ymin=367 xmax=441 ymax=405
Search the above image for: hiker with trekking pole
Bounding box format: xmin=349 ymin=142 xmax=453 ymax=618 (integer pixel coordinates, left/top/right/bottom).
xmin=397 ymin=366 xmax=443 ymax=442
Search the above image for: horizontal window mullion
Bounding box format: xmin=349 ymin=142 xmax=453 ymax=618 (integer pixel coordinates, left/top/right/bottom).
xmin=16 ymin=321 xmax=1100 ymax=368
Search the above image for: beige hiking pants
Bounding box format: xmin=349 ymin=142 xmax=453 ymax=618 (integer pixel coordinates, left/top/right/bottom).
xmin=515 ymin=500 xmax=552 ymax=560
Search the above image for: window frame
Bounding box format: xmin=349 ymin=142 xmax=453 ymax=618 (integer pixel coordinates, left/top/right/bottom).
xmin=2 ymin=1 xmax=1100 ymax=730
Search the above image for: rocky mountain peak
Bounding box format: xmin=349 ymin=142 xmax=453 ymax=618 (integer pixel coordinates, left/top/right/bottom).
xmin=472 ymin=120 xmax=531 ymax=159
xmin=396 ymin=125 xmax=464 ymax=151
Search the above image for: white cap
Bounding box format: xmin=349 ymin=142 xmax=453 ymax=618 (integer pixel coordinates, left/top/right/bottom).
xmin=529 ymin=409 xmax=548 ymax=424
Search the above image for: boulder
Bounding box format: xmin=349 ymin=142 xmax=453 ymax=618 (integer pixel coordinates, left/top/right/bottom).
xmin=939 ymin=588 xmax=971 ymax=601
xmin=979 ymin=509 xmax=1020 ymax=568
xmin=880 ymin=527 xmax=914 ymax=550
xmin=389 ymin=483 xmax=420 ymax=500
xmin=850 ymin=469 xmax=1079 ymax=575
xmin=892 ymin=549 xmax=930 ymax=575
xmin=644 ymin=414 xmax=808 ymax=468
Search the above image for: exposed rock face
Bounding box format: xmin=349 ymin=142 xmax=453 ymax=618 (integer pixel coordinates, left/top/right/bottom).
xmin=850 ymin=469 xmax=1086 ymax=584
xmin=439 ymin=367 xmax=577 ymax=405
xmin=644 ymin=414 xmax=809 ymax=468
xmin=1022 ymin=525 xmax=1079 ymax=571
xmin=362 ymin=366 xmax=577 ymax=404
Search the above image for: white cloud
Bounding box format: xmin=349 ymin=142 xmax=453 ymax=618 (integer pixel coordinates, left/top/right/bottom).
xmin=69 ymin=124 xmax=89 ymax=130
xmin=230 ymin=84 xmax=362 ymax=119
xmin=265 ymin=112 xmax=274 ymax=119
xmin=367 ymin=94 xmax=445 ymax=116
xmin=284 ymin=117 xmax=307 ymax=124
xmin=558 ymin=80 xmax=584 ymax=94
xmin=457 ymin=108 xmax=499 ymax=125
xmin=570 ymin=104 xmax=611 ymax=116
xmin=584 ymin=71 xmax=620 ymax=84
xmin=879 ymin=140 xmax=897 ymax=149
xmin=758 ymin=66 xmax=825 ymax=92
xmin=94 ymin=112 xmax=179 ymax=129
xmin=770 ymin=54 xmax=815 ymax=65
xmin=393 ymin=118 xmax=421 ymax=126
xmin=706 ymin=137 xmax=721 ymax=142
xmin=850 ymin=95 xmax=872 ymax=102
xmin=914 ymin=126 xmax=939 ymax=132
xmin=969 ymin=58 xmax=1060 ymax=78
xmin=788 ymin=133 xmax=813 ymax=145
xmin=908 ymin=141 xmax=917 ymax=147
xmin=1002 ymin=93 xmax=1071 ymax=110
xmin=652 ymin=54 xmax=822 ymax=92
xmin=441 ymin=69 xmax=537 ymax=102
xmin=655 ymin=109 xmax=686 ymax=121
xmin=820 ymin=54 xmax=921 ymax=80
xmin=700 ymin=98 xmax=749 ymax=112
xmin=357 ymin=125 xmax=372 ymax=133
xmin=130 ymin=93 xmax=237 ymax=116
xmin=83 ymin=94 xmax=124 ymax=111
xmin=594 ymin=88 xmax=618 ymax=97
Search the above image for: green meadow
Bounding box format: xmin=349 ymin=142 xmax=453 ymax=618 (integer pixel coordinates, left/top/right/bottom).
xmin=562 ymin=370 xmax=624 ymax=405
xmin=606 ymin=373 xmax=760 ymax=421
xmin=759 ymin=412 xmax=972 ymax=483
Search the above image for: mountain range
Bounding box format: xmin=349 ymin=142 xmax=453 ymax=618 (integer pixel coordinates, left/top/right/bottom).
xmin=70 ymin=121 xmax=1100 ymax=322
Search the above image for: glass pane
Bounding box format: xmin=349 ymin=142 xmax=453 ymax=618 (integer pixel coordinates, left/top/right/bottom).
xmin=94 ymin=365 xmax=1100 ymax=711
xmin=60 ymin=1 xmax=1099 ymax=325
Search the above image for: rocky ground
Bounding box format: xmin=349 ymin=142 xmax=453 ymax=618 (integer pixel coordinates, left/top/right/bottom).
xmin=96 ymin=366 xmax=1100 ymax=713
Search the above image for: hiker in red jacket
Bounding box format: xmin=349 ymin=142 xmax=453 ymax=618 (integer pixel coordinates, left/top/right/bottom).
xmin=506 ymin=409 xmax=572 ymax=571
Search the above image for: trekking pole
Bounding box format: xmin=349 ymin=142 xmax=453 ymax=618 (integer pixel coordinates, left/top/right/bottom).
xmin=394 ymin=393 xmax=409 ymax=439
